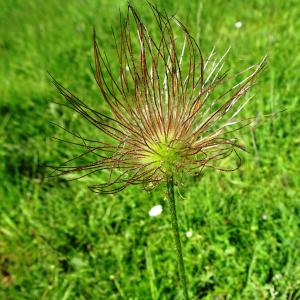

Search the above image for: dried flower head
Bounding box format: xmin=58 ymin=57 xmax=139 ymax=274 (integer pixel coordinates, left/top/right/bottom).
xmin=49 ymin=4 xmax=266 ymax=193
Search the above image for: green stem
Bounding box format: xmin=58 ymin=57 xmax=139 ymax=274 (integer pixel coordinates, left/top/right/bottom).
xmin=166 ymin=175 xmax=189 ymax=300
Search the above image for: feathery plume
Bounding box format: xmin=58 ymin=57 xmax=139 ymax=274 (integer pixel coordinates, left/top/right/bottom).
xmin=49 ymin=4 xmax=266 ymax=194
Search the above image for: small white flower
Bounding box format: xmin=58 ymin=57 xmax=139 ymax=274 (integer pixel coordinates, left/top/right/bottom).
xmin=261 ymin=214 xmax=268 ymax=220
xmin=148 ymin=204 xmax=163 ymax=217
xmin=235 ymin=21 xmax=243 ymax=29
xmin=186 ymin=230 xmax=193 ymax=238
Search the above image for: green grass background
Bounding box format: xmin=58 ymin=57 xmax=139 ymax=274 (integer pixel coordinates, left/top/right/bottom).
xmin=0 ymin=0 xmax=299 ymax=299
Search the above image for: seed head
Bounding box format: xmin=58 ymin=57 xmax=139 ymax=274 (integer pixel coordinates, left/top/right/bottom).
xmin=49 ymin=4 xmax=266 ymax=193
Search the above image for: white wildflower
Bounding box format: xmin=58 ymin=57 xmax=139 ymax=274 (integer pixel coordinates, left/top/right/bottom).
xmin=148 ymin=204 xmax=163 ymax=217
xmin=261 ymin=214 xmax=268 ymax=220
xmin=186 ymin=230 xmax=193 ymax=238
xmin=235 ymin=21 xmax=243 ymax=29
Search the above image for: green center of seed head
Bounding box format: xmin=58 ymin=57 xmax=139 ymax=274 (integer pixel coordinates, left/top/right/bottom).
xmin=143 ymin=137 xmax=185 ymax=174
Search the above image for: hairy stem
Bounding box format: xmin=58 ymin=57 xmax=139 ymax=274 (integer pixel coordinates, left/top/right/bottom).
xmin=166 ymin=175 xmax=189 ymax=300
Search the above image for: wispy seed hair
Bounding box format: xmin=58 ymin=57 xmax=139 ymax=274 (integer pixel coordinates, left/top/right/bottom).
xmin=48 ymin=4 xmax=266 ymax=193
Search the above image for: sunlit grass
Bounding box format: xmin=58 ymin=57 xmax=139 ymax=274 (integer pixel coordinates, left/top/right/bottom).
xmin=0 ymin=0 xmax=299 ymax=299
